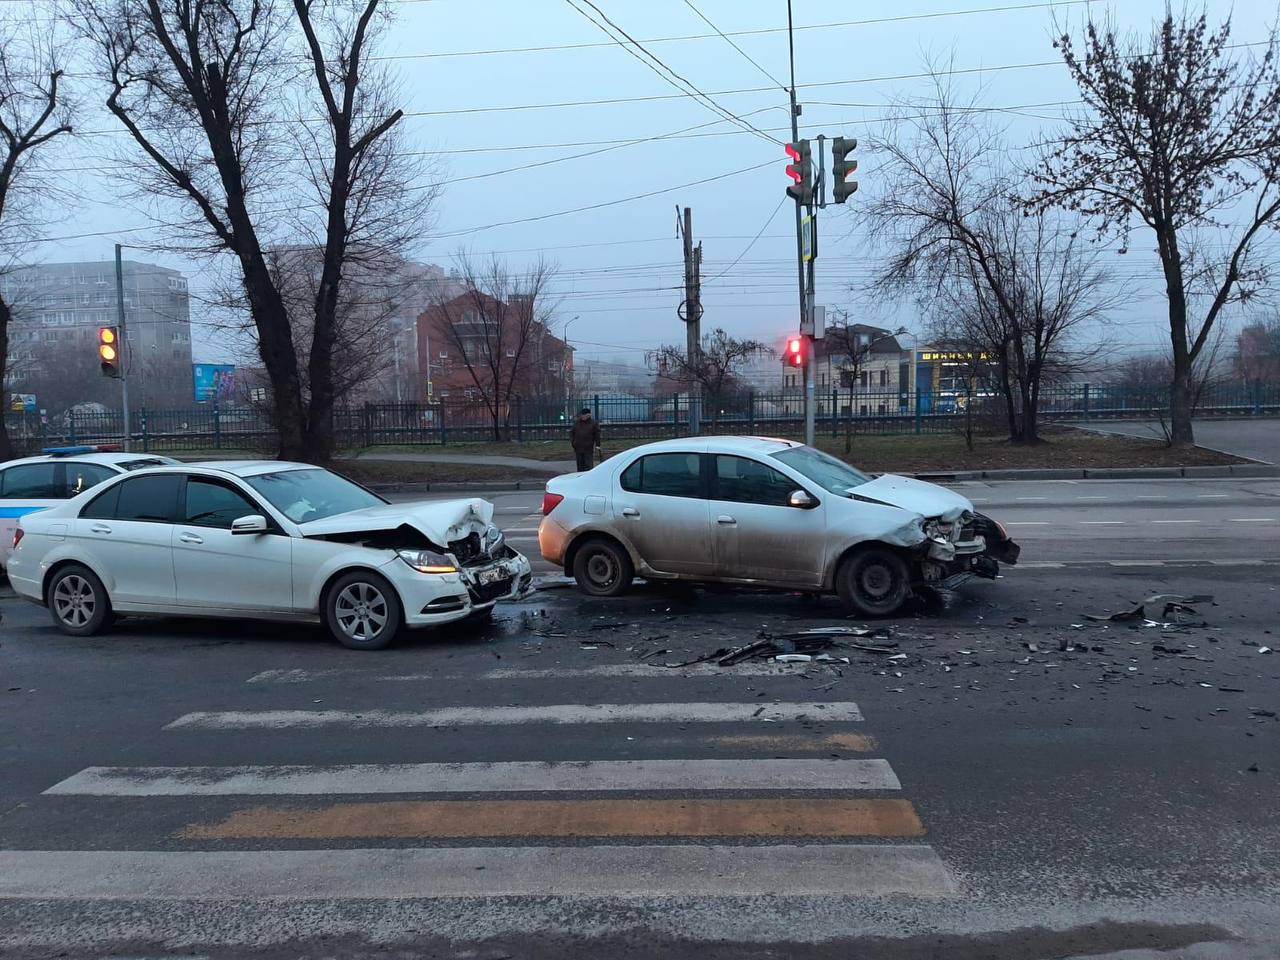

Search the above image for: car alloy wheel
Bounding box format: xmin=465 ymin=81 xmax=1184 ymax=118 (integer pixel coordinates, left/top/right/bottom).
xmin=46 ymin=564 xmax=112 ymax=637
xmin=334 ymin=582 xmax=389 ymax=643
xmin=53 ymin=574 xmax=96 ymax=628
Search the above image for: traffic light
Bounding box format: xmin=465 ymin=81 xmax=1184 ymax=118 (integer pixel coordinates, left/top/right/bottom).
xmin=785 ymin=140 xmax=813 ymax=204
xmin=831 ymin=136 xmax=859 ymax=204
xmin=97 ymin=326 xmax=120 ymax=378
xmin=786 ymin=335 xmax=806 ymax=367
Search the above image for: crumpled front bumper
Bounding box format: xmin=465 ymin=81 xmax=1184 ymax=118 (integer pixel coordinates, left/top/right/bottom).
xmin=391 ymin=549 xmax=534 ymax=627
xmin=919 ymin=512 xmax=1020 ymax=586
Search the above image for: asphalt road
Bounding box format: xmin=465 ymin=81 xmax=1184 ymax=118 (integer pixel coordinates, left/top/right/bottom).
xmin=417 ymin=475 xmax=1280 ymax=571
xmin=2 ymin=477 xmax=1278 ymax=959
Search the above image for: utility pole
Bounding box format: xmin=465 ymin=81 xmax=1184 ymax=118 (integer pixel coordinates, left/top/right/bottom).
xmin=113 ymin=244 xmax=131 ymax=452
xmin=678 ymin=205 xmax=702 ymax=435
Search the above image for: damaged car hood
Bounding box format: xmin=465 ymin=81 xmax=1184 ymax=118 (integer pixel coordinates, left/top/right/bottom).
xmin=853 ymin=474 xmax=973 ymax=520
xmin=296 ymin=498 xmax=494 ymax=545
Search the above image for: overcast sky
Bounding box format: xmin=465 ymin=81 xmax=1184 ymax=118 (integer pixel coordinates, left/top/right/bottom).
xmin=16 ymin=0 xmax=1280 ymax=365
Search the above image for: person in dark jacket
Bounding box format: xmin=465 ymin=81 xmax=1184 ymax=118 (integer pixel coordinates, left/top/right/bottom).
xmin=569 ymin=407 xmax=600 ymax=472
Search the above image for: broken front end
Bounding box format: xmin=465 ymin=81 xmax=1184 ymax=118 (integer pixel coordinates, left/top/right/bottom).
xmin=917 ymin=511 xmax=1020 ymax=589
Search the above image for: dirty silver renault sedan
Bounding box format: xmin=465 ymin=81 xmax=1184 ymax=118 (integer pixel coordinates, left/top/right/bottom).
xmin=538 ymin=436 xmax=1018 ymax=616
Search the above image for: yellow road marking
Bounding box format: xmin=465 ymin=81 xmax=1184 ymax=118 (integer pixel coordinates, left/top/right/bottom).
xmin=181 ymin=798 xmax=925 ymax=840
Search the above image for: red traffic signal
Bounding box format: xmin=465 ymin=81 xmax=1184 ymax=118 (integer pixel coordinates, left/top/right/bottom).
xmin=784 ymin=140 xmax=812 ymax=204
xmin=98 ymin=326 xmax=121 ymax=378
xmin=787 ymin=335 xmax=805 ymax=367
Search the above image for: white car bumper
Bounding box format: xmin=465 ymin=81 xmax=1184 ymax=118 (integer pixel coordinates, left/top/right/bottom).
xmin=382 ymin=549 xmax=534 ymax=627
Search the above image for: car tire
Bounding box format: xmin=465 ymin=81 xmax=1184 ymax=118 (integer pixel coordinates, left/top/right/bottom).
xmin=46 ymin=564 xmax=113 ymax=637
xmin=572 ymin=537 xmax=634 ymax=597
xmin=836 ymin=547 xmax=912 ymax=618
xmin=324 ymin=570 xmax=402 ymax=651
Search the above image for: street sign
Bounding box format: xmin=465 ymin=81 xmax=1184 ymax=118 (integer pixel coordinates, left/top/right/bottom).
xmin=9 ymin=393 xmax=36 ymax=413
xmin=801 ymin=214 xmax=814 ymax=262
xmin=193 ymin=363 xmax=236 ymax=402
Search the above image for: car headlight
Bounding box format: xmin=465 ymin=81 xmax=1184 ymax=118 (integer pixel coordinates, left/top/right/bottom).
xmin=397 ymin=548 xmax=458 ymax=574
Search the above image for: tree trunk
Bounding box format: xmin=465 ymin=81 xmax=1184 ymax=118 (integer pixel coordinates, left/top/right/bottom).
xmin=1160 ymin=226 xmax=1196 ymax=448
xmin=237 ymin=237 xmax=306 ymax=461
xmin=997 ymin=347 xmax=1019 ymax=441
xmin=0 ymin=297 xmax=13 ymax=460
xmin=1020 ymin=382 xmax=1039 ymax=445
xmin=1169 ymin=363 xmax=1195 ymax=447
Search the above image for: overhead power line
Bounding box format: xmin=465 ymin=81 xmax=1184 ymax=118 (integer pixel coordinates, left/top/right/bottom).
xmin=680 ymin=0 xmax=787 ymax=91
xmin=563 ymin=0 xmax=782 ymax=145
xmin=363 ymin=1 xmax=1107 ymax=62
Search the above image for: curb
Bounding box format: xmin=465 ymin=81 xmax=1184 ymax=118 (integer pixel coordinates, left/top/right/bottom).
xmin=365 ymin=462 xmax=1280 ymax=495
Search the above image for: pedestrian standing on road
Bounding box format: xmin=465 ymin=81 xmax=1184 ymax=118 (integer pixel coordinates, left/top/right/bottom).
xmin=570 ymin=407 xmax=601 ymax=472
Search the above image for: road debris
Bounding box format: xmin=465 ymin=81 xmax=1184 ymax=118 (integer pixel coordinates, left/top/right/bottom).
xmin=774 ymin=654 xmax=813 ymax=663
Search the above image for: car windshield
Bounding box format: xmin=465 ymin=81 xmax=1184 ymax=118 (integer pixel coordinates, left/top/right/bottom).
xmin=245 ymin=468 xmax=385 ymax=524
xmin=771 ymin=445 xmax=872 ymax=495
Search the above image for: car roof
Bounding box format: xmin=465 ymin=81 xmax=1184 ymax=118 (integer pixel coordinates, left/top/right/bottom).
xmin=621 ymin=436 xmax=803 ymax=457
xmin=147 ymin=460 xmax=320 ymax=479
xmin=0 ymin=452 xmax=177 ymax=469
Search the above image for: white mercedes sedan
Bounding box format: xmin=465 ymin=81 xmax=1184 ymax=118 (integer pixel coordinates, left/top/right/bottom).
xmin=7 ymin=461 xmax=532 ymax=650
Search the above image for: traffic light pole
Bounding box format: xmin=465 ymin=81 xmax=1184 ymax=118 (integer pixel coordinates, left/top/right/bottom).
xmin=787 ymin=0 xmax=816 ymax=447
xmin=114 ymin=244 xmax=131 ymax=452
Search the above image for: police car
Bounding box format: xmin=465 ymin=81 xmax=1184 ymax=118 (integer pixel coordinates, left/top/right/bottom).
xmin=1 ymin=446 xmax=178 ymax=570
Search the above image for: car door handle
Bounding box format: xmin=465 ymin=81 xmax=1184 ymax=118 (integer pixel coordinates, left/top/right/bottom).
xmin=621 ymin=507 xmax=640 ymax=517
xmin=717 ymin=515 xmax=737 ymax=525
xmin=89 ymin=524 xmax=112 ymax=535
xmin=178 ymin=532 xmax=204 ymax=544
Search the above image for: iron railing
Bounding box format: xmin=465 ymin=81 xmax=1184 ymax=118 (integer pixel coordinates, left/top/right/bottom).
xmin=6 ymin=381 xmax=1278 ymax=456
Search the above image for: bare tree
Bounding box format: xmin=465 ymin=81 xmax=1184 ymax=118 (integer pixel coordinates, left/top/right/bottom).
xmin=74 ymin=0 xmax=426 ymax=461
xmin=430 ymin=255 xmax=557 ymax=440
xmin=0 ymin=19 xmax=72 ymax=459
xmin=651 ymin=328 xmax=766 ymax=431
xmin=863 ymin=66 xmax=1120 ymax=444
xmin=1033 ymin=9 xmax=1280 ymax=447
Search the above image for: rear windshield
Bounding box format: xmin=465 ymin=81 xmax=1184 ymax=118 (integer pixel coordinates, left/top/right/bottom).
xmin=121 ymin=458 xmax=171 ymax=471
xmin=771 ymin=446 xmax=872 ymax=495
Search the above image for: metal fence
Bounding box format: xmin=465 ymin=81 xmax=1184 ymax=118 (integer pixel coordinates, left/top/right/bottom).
xmin=6 ymin=381 xmax=1279 ymax=456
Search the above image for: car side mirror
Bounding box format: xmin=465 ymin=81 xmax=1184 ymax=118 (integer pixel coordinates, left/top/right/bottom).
xmin=231 ymin=514 xmax=268 ymax=535
xmin=788 ymin=490 xmax=818 ymax=509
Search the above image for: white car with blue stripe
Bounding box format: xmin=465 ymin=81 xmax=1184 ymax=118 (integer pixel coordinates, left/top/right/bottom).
xmin=1 ymin=446 xmax=177 ymax=570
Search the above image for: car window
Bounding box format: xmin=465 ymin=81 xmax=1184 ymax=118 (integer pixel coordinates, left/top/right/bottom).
xmin=245 ymin=468 xmax=385 ymax=524
xmin=714 ymin=455 xmax=797 ymax=506
xmin=0 ymin=463 xmax=62 ymax=499
xmin=619 ymin=453 xmax=703 ymax=498
xmin=114 ymin=474 xmax=181 ymax=522
xmin=66 ymin=462 xmax=117 ymax=497
xmin=183 ymin=478 xmax=260 ymax=529
xmin=80 ymin=483 xmax=120 ymax=520
xmin=771 ymin=446 xmax=872 ymax=495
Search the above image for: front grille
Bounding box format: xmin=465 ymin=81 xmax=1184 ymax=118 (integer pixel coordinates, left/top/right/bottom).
xmin=471 ymin=577 xmax=513 ymax=603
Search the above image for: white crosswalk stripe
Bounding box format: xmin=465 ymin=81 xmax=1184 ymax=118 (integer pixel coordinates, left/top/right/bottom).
xmin=0 ymin=845 xmax=958 ymax=898
xmin=164 ymin=701 xmax=864 ymax=729
xmin=45 ymin=758 xmax=902 ymax=796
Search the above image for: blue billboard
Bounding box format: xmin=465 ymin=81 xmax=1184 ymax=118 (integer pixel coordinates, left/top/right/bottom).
xmin=193 ymin=363 xmax=236 ymax=403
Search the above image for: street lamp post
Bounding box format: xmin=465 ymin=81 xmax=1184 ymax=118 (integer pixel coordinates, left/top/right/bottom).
xmin=562 ymin=315 xmax=579 ymax=419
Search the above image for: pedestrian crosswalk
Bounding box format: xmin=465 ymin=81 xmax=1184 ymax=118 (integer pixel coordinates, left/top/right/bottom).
xmin=3 ymin=663 xmax=959 ymax=909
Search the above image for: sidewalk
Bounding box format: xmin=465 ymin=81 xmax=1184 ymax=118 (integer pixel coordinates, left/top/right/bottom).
xmin=1080 ymin=419 xmax=1280 ymax=464
xmin=348 ymin=450 xmax=574 ymax=473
